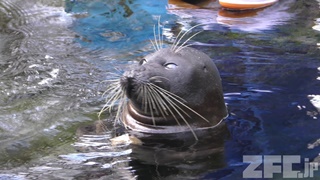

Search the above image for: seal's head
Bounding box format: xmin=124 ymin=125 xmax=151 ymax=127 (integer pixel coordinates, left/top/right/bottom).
xmin=119 ymin=47 xmax=227 ymax=136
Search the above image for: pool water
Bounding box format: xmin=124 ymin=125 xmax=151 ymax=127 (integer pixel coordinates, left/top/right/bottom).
xmin=0 ymin=0 xmax=320 ymax=179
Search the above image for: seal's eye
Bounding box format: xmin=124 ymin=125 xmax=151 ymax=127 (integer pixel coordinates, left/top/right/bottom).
xmin=139 ymin=59 xmax=147 ymax=65
xmin=164 ymin=63 xmax=177 ymax=70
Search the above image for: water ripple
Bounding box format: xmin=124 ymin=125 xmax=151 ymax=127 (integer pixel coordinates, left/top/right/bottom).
xmin=0 ymin=0 xmax=109 ymax=164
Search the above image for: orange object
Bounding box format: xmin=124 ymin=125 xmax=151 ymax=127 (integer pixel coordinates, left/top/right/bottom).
xmin=219 ymin=0 xmax=278 ymax=10
xmin=168 ymin=0 xmax=214 ymax=9
xmin=168 ymin=0 xmax=199 ymax=9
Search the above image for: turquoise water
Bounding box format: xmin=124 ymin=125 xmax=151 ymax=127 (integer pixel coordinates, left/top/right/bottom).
xmin=0 ymin=0 xmax=320 ymax=179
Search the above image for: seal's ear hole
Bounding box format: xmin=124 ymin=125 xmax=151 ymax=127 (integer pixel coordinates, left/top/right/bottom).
xmin=164 ymin=63 xmax=178 ymax=70
xmin=203 ymin=65 xmax=208 ymax=72
xmin=139 ymin=59 xmax=147 ymax=65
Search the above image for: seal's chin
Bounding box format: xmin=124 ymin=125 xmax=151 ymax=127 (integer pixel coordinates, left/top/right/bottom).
xmin=122 ymin=102 xmax=225 ymax=135
xmin=122 ymin=102 xmax=195 ymax=134
xmin=124 ymin=102 xmax=177 ymax=126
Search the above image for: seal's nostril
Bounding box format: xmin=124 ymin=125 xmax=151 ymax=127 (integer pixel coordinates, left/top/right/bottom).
xmin=203 ymin=65 xmax=208 ymax=73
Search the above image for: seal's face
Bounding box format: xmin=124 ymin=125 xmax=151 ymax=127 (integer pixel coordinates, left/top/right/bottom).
xmin=120 ymin=47 xmax=227 ymax=131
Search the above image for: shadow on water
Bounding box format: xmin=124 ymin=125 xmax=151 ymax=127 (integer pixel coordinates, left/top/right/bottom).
xmin=0 ymin=0 xmax=320 ymax=179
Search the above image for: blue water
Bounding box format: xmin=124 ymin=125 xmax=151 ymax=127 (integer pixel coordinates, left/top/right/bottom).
xmin=66 ymin=0 xmax=174 ymax=53
xmin=0 ymin=0 xmax=320 ymax=179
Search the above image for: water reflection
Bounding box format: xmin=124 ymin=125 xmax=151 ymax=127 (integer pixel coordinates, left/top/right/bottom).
xmin=127 ymin=124 xmax=229 ymax=179
xmin=54 ymin=122 xmax=229 ymax=179
xmin=168 ymin=0 xmax=217 ymax=9
xmin=0 ymin=0 xmax=106 ymax=167
xmin=168 ymin=0 xmax=295 ymax=32
xmin=217 ymin=0 xmax=293 ymax=32
xmin=313 ymin=0 xmax=320 ymax=30
xmin=67 ymin=0 xmax=175 ymax=54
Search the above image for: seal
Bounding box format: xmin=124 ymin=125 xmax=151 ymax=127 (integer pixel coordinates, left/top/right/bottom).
xmin=122 ymin=48 xmax=226 ymax=138
xmin=100 ymin=28 xmax=228 ymax=140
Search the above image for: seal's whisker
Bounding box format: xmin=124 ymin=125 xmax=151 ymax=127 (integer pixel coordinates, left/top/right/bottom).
xmin=99 ymin=72 xmax=122 ymax=84
xmin=98 ymin=80 xmax=126 ymax=120
xmin=153 ymin=86 xmax=192 ymax=120
xmin=157 ymin=17 xmax=162 ymax=49
xmin=149 ymin=84 xmax=192 ymax=124
xmin=154 ymin=90 xmax=183 ymax=126
xmin=136 ymin=84 xmax=144 ymax=102
xmin=101 ymin=87 xmax=120 ymax=101
xmin=143 ymin=85 xmax=148 ymax=114
xmin=103 ymin=85 xmax=123 ymax=107
xmin=165 ymin=99 xmax=190 ymax=127
xmin=99 ymin=91 xmax=121 ymax=117
xmin=145 ymin=86 xmax=156 ymax=126
xmin=159 ymin=18 xmax=165 ymax=50
xmin=163 ymin=90 xmax=208 ymax=122
xmin=115 ymin=92 xmax=126 ymax=124
xmin=171 ymin=28 xmax=185 ymax=53
xmin=105 ymin=72 xmax=122 ymax=78
xmin=100 ymin=89 xmax=119 ymax=112
xmin=150 ymin=83 xmax=187 ymax=102
xmin=107 ymin=92 xmax=124 ymax=113
xmin=150 ymin=83 xmax=210 ymax=123
xmin=100 ymin=79 xmax=120 ymax=83
xmin=175 ymin=31 xmax=203 ymax=53
xmin=150 ymin=38 xmax=158 ymax=52
xmin=153 ymin=25 xmax=160 ymax=51
xmin=149 ymin=76 xmax=170 ymax=82
xmin=174 ymin=43 xmax=194 ymax=52
xmin=150 ymin=17 xmax=166 ymax=52
xmin=143 ymin=85 xmax=150 ymax=115
xmin=171 ymin=24 xmax=203 ymax=52
xmin=148 ymin=85 xmax=170 ymax=117
xmin=112 ymin=87 xmax=126 ymax=120
xmin=147 ymin=86 xmax=160 ymax=117
xmin=101 ymin=83 xmax=117 ymax=97
xmin=146 ymin=84 xmax=167 ymax=119
xmin=101 ymin=81 xmax=121 ymax=97
xmin=151 ymin=85 xmax=198 ymax=140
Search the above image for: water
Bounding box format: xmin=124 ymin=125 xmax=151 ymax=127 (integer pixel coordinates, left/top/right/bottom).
xmin=0 ymin=0 xmax=320 ymax=179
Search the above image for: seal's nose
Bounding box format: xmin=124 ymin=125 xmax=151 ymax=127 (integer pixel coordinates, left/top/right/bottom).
xmin=120 ymin=71 xmax=135 ymax=98
xmin=120 ymin=65 xmax=148 ymax=99
xmin=120 ymin=73 xmax=134 ymax=98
